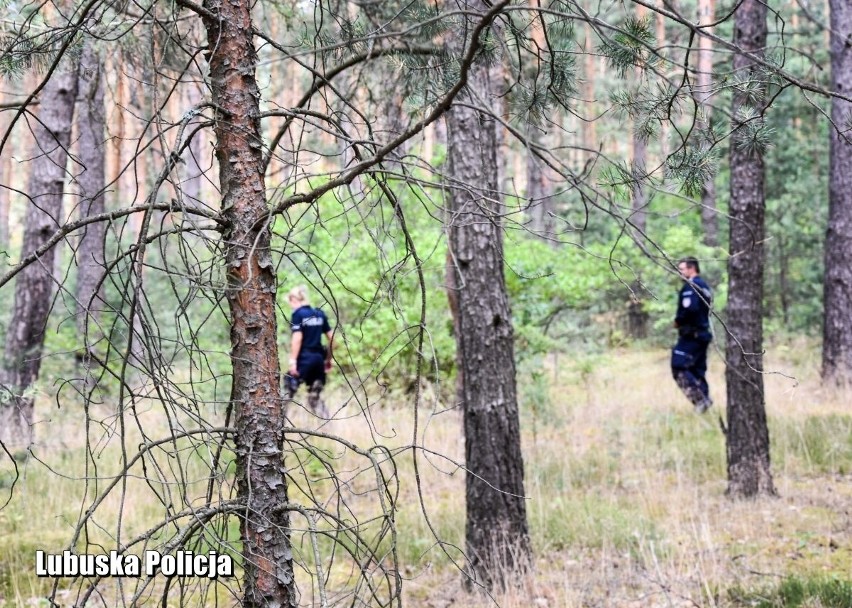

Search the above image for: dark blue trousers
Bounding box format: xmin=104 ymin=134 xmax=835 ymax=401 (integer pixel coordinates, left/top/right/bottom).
xmin=671 ymin=336 xmax=711 ymax=406
xmin=295 ymin=350 xmax=326 ymax=387
xmin=283 ymin=350 xmax=328 ymax=415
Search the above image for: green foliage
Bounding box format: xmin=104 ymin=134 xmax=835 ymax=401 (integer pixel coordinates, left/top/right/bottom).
xmin=509 ymin=11 xmax=578 ymax=126
xmin=665 ymin=141 xmax=720 ymax=199
xmin=273 ymin=176 xmax=664 ymax=391
xmin=0 ymin=1 xmax=88 ymax=81
xmin=762 ymin=88 xmax=829 ymax=335
xmin=504 ymin=235 xmax=613 ymax=358
xmin=733 ymin=106 xmax=775 ymax=157
xmin=276 ymin=179 xmax=456 ymax=391
xmin=599 ymin=15 xmax=658 ymax=77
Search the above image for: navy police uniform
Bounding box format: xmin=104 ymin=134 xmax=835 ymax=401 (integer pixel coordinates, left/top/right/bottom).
xmin=287 ymin=305 xmax=332 ymax=394
xmin=671 ymin=276 xmax=713 ymax=411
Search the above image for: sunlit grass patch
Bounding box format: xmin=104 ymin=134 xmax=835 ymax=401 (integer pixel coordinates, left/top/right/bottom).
xmin=729 ymin=576 xmax=852 ymax=607
xmin=529 ymin=492 xmax=661 ymax=555
xmin=391 ymin=497 xmax=464 ymax=568
xmin=0 ymin=535 xmax=70 ymax=602
xmin=641 ymin=410 xmax=726 ymax=483
xmin=526 ymin=445 xmax=622 ymax=492
xmin=772 ymin=414 xmax=852 ymax=475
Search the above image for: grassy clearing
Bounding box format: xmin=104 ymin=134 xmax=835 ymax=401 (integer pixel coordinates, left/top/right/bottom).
xmin=1 ymin=345 xmax=851 ymax=606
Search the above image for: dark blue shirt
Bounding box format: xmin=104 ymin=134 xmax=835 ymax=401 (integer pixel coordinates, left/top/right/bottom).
xmin=675 ymin=276 xmax=712 ymax=333
xmin=291 ymin=305 xmax=332 ymax=355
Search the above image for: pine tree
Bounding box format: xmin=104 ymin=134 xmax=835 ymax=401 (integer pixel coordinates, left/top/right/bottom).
xmin=725 ymin=0 xmax=777 ymax=498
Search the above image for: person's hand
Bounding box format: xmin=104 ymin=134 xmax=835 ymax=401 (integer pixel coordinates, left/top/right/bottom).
xmin=324 ymin=359 xmax=333 ymax=372
xmin=289 ymin=359 xmax=298 ymax=376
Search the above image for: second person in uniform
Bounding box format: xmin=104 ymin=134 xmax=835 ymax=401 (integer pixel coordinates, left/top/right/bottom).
xmin=285 ymin=285 xmax=334 ymax=417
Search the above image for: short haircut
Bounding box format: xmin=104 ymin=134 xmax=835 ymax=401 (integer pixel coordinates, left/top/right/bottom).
xmin=287 ymin=285 xmax=310 ymax=305
xmin=678 ymin=256 xmax=701 ymax=274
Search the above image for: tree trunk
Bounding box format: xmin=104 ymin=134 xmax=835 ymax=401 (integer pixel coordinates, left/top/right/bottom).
xmin=697 ymin=0 xmax=719 ymax=246
xmin=74 ymin=42 xmax=107 ymax=366
xmin=656 ymin=2 xmax=671 ymax=173
xmin=725 ymin=0 xmax=776 ymax=498
xmin=527 ymin=127 xmax=554 ymax=237
xmin=582 ymin=20 xmax=597 ymax=166
xmin=0 ymin=151 xmax=9 ymax=253
xmin=201 ymin=0 xmax=296 ymax=605
xmin=822 ymin=0 xmax=852 ymax=385
xmin=525 ymin=3 xmax=554 ymax=238
xmin=446 ymin=249 xmax=464 ymax=408
xmin=182 ymin=82 xmax=206 ymax=205
xmin=0 ymin=62 xmax=78 ymax=447
xmin=0 ymin=87 xmax=12 ymax=252
xmin=445 ymin=3 xmax=530 ymax=585
xmin=778 ymin=233 xmax=790 ymax=327
xmin=111 ymin=55 xmax=128 ymax=207
xmin=631 ymin=3 xmax=649 ymax=237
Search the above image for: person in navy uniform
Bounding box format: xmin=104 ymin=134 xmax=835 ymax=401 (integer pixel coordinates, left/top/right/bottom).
xmin=671 ymin=257 xmax=714 ymax=413
xmin=285 ymin=285 xmax=334 ymax=417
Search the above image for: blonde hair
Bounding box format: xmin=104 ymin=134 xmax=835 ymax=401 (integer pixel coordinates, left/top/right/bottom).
xmin=287 ymin=285 xmax=309 ymax=305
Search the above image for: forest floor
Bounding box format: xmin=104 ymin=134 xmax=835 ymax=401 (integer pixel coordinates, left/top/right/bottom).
xmin=1 ymin=340 xmax=850 ymax=607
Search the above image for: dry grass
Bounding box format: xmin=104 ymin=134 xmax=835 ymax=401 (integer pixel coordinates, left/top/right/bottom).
xmin=1 ymin=343 xmax=850 ymax=607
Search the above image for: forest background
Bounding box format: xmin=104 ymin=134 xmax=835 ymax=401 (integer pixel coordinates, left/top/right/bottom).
xmin=0 ymin=0 xmax=851 ymax=605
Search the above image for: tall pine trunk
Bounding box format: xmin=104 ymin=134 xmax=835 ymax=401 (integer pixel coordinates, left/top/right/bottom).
xmin=527 ymin=126 xmax=554 ymax=236
xmin=200 ymin=0 xmax=296 ymax=605
xmin=631 ymin=130 xmax=648 ymax=235
xmin=0 ymin=62 xmax=78 ymax=446
xmin=75 ymin=42 xmax=107 ymax=367
xmin=445 ymin=2 xmax=530 ymax=585
xmin=0 ymin=87 xmax=12 ymax=252
xmin=182 ymin=82 xmax=205 ymax=205
xmin=526 ymin=4 xmax=554 ymax=238
xmin=725 ymin=0 xmax=776 ymax=498
xmin=822 ymin=0 xmax=852 ymax=384
xmin=697 ymin=0 xmax=719 ymax=246
xmin=631 ymin=3 xmax=649 ymax=237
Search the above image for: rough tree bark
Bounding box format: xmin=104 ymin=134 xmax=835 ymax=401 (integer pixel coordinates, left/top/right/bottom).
xmin=0 ymin=61 xmax=78 ymax=447
xmin=822 ymin=0 xmax=852 ymax=385
xmin=725 ymin=0 xmax=776 ymax=498
xmin=445 ymin=1 xmax=530 ymax=585
xmin=200 ymin=0 xmax=296 ymax=605
xmin=74 ymin=42 xmax=107 ymax=363
xmin=697 ymin=0 xmax=719 ymax=246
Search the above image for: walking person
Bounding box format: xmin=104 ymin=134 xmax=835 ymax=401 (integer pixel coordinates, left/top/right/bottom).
xmin=284 ymin=285 xmax=334 ymax=417
xmin=671 ymin=257 xmax=714 ymax=413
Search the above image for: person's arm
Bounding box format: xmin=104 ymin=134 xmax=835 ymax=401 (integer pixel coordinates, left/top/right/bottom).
xmin=324 ymin=330 xmax=334 ymax=371
xmin=289 ymin=331 xmax=302 ymax=376
xmin=674 ymin=286 xmax=684 ymax=328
